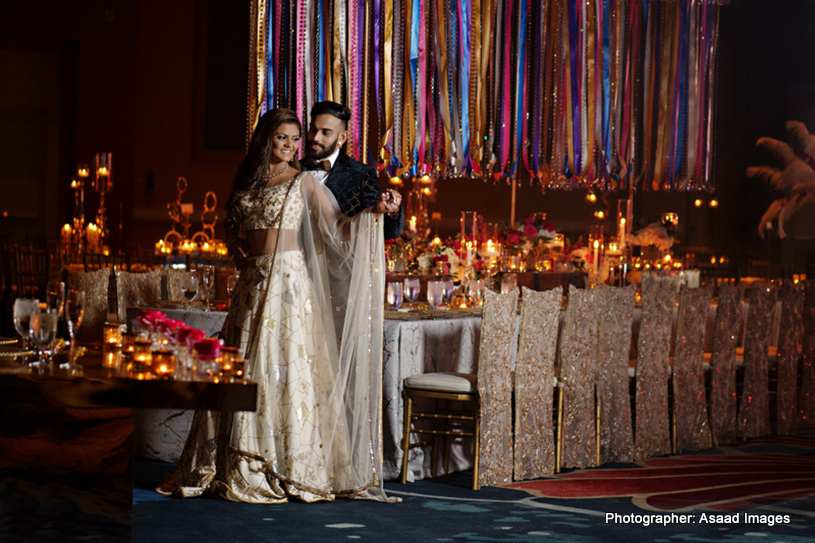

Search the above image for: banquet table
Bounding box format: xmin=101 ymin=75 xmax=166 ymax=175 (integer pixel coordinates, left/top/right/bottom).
xmin=126 ymin=295 xmax=782 ymax=480
xmin=0 ymin=349 xmax=257 ymax=543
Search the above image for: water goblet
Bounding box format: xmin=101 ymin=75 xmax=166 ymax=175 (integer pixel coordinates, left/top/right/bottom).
xmin=29 ymin=309 xmax=58 ymax=368
xmin=403 ymin=277 xmax=421 ymax=307
xmin=427 ymin=281 xmax=444 ymax=308
xmin=13 ymin=298 xmax=39 ymax=351
xmin=181 ymin=274 xmax=199 ymax=308
xmin=469 ymin=280 xmax=485 ymax=306
xmin=46 ymin=280 xmax=66 ymax=319
xmin=387 ymin=282 xmax=403 ymax=310
xmin=441 ymin=279 xmax=455 ymax=307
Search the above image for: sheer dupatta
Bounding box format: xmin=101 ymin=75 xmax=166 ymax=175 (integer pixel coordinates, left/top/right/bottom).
xmin=292 ymin=174 xmax=387 ymax=497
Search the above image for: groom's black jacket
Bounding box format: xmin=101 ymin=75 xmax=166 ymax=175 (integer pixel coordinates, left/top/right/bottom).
xmin=324 ymin=151 xmax=405 ymax=240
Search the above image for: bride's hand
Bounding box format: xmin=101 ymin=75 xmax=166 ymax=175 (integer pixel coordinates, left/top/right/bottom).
xmin=376 ymin=189 xmax=402 ymax=215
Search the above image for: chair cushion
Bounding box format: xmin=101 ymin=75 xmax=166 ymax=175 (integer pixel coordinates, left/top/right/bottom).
xmin=404 ymin=372 xmax=476 ymax=393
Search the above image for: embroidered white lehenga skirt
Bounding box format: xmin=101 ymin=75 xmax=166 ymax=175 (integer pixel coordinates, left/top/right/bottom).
xmin=165 ymin=251 xmax=355 ymax=503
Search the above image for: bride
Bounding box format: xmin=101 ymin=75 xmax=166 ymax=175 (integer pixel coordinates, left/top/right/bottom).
xmin=160 ymin=108 xmax=392 ymax=503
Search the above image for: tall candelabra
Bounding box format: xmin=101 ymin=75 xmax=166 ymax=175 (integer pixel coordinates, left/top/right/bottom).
xmin=94 ymin=153 xmax=113 ymax=244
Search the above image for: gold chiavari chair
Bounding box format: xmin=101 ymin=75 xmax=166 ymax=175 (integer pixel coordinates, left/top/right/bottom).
xmin=557 ymin=286 xmax=600 ymax=470
xmin=594 ymin=284 xmax=636 ymax=465
xmin=775 ymin=281 xmax=805 ymax=436
xmin=672 ymin=286 xmax=714 ymax=453
xmin=737 ymin=281 xmax=779 ymax=439
xmin=513 ymin=287 xmax=561 ymax=480
xmin=400 ymin=288 xmax=518 ymax=490
xmin=15 ymin=246 xmax=50 ymax=300
xmin=709 ymin=284 xmax=745 ymax=446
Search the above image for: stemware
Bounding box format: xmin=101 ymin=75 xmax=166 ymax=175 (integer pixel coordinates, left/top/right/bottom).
xmin=427 ymin=281 xmax=444 ymax=308
xmin=441 ymin=279 xmax=455 ymax=307
xmin=65 ymin=289 xmax=85 ymax=366
xmin=469 ymin=280 xmax=485 ymax=306
xmin=13 ymin=298 xmax=39 ymax=350
xmin=29 ymin=309 xmax=58 ymax=367
xmin=200 ymin=265 xmax=215 ymax=311
xmin=226 ymin=273 xmax=239 ymax=297
xmin=501 ymin=273 xmax=518 ymax=294
xmin=46 ymin=280 xmax=66 ymax=319
xmin=387 ymin=282 xmax=403 ymax=310
xmin=181 ymin=274 xmax=199 ymax=308
xmin=403 ymin=277 xmax=421 ymax=307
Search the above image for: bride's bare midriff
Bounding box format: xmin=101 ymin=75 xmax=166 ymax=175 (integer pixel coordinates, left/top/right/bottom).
xmin=245 ymin=228 xmax=300 ymax=256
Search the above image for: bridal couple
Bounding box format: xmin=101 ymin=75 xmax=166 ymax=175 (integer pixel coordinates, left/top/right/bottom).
xmin=159 ymin=102 xmax=403 ymax=503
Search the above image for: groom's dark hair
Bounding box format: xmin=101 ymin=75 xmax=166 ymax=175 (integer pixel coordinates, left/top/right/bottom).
xmin=310 ymin=101 xmax=351 ymax=129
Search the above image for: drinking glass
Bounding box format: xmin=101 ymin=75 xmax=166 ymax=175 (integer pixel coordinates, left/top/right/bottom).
xmin=65 ymin=289 xmax=85 ymax=365
xmin=441 ymin=279 xmax=455 ymax=307
xmin=226 ymin=273 xmax=239 ymax=297
xmin=29 ymin=309 xmax=58 ymax=367
xmin=501 ymin=273 xmax=518 ymax=293
xmin=13 ymin=298 xmax=39 ymax=350
xmin=403 ymin=277 xmax=421 ymax=306
xmin=469 ymin=280 xmax=485 ymax=306
xmin=387 ymin=282 xmax=403 ymax=310
xmin=46 ymin=280 xmax=66 ymax=319
xmin=181 ymin=274 xmax=199 ymax=307
xmin=200 ymin=265 xmax=215 ymax=311
xmin=427 ymin=281 xmax=444 ymax=308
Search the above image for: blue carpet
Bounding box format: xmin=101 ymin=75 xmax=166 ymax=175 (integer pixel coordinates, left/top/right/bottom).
xmin=133 ymin=433 xmax=815 ymax=543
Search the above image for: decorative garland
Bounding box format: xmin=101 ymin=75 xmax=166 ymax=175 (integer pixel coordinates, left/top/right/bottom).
xmin=249 ymin=0 xmax=721 ymax=191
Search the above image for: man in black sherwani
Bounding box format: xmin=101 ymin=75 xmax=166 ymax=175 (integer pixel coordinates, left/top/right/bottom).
xmin=303 ymin=101 xmax=404 ymax=239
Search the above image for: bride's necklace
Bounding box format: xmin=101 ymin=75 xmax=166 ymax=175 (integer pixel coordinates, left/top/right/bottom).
xmin=262 ymin=163 xmax=289 ymax=183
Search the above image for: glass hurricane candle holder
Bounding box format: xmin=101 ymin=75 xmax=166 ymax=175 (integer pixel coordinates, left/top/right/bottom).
xmin=152 ymin=349 xmax=175 ymax=379
xmin=103 ymin=322 xmax=124 ymax=347
xmin=232 ymin=358 xmax=247 ymax=380
xmin=122 ymin=332 xmax=136 ymax=354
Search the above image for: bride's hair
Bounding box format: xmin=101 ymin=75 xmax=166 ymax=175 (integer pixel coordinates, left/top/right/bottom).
xmin=226 ymin=108 xmax=303 ymax=226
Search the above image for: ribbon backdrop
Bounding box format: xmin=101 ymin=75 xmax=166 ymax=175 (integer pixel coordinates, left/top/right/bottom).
xmin=248 ymin=0 xmax=721 ymax=192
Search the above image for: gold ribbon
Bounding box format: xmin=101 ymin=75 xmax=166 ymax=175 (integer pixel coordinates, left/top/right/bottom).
xmin=380 ymin=0 xmax=395 ymax=164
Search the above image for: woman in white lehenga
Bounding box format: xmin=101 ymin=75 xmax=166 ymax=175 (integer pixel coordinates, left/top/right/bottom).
xmin=159 ymin=108 xmax=391 ymax=503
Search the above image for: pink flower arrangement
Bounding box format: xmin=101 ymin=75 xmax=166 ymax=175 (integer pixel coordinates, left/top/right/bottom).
xmin=134 ymin=309 xmax=208 ymax=352
xmin=194 ymin=338 xmax=223 ymax=360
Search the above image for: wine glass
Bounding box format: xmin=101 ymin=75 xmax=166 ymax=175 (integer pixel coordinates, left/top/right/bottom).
xmin=427 ymin=281 xmax=444 ymax=308
xmin=65 ymin=289 xmax=85 ymax=366
xmin=200 ymin=265 xmax=215 ymax=311
xmin=403 ymin=277 xmax=420 ymax=307
xmin=29 ymin=309 xmax=58 ymax=368
xmin=441 ymin=279 xmax=455 ymax=307
xmin=181 ymin=274 xmax=199 ymax=308
xmin=387 ymin=282 xmax=403 ymax=310
xmin=469 ymin=280 xmax=485 ymax=306
xmin=46 ymin=280 xmax=66 ymax=319
xmin=13 ymin=298 xmax=39 ymax=350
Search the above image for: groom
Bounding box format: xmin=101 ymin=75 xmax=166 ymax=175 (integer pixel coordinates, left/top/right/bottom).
xmin=303 ymin=101 xmax=404 ymax=239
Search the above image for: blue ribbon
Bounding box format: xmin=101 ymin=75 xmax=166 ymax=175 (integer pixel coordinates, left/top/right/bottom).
xmin=265 ymin=0 xmax=275 ymax=110
xmin=510 ymin=0 xmax=528 ymax=178
xmin=317 ymin=0 xmax=325 ymax=102
xmin=601 ymin=0 xmax=611 ymax=183
xmin=409 ymin=0 xmax=420 ymax=175
xmin=460 ymin=0 xmax=471 ymax=171
xmin=567 ymin=0 xmax=581 ymax=175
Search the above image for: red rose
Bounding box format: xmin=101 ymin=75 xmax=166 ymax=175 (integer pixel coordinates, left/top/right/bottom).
xmin=524 ymin=224 xmax=538 ymax=237
xmin=135 ymin=309 xmax=166 ymax=332
xmin=506 ymin=231 xmax=521 ymax=244
xmin=175 ymin=326 xmax=206 ymax=351
xmin=194 ymin=338 xmax=223 ymax=360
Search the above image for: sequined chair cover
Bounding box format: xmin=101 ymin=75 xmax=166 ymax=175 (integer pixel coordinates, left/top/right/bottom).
xmin=672 ymin=286 xmax=713 ymax=452
xmin=737 ymin=281 xmax=779 ymax=439
xmin=800 ymin=281 xmax=815 ymax=428
xmin=400 ymin=288 xmax=518 ymax=490
xmin=776 ymin=282 xmax=805 ymax=435
xmin=476 ymin=288 xmax=519 ymax=487
xmin=634 ymin=282 xmax=676 ymax=461
xmin=558 ymin=286 xmax=598 ymax=469
xmin=709 ymin=284 xmax=744 ymax=445
xmin=595 ymin=284 xmax=636 ymax=464
xmin=165 ymin=269 xmax=198 ymax=302
xmin=66 ymin=268 xmax=112 ymax=343
xmin=513 ymin=287 xmax=561 ymax=480
xmin=115 ymin=269 xmax=162 ymax=323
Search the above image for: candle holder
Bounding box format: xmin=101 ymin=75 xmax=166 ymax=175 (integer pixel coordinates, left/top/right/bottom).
xmin=102 ymin=347 xmax=123 ymax=374
xmin=132 ymin=340 xmax=153 ymax=377
xmin=103 ymin=322 xmax=124 ymax=347
xmin=151 ymin=349 xmax=175 ymax=379
xmin=93 ymin=153 xmax=112 ymax=243
xmin=122 ymin=332 xmax=136 ymax=354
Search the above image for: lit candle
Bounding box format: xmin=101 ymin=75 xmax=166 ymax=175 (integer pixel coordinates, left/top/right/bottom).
xmin=409 ymin=216 xmax=417 ymax=233
xmin=61 ymin=224 xmax=72 ymax=244
xmin=103 ymin=348 xmax=122 ymax=370
xmin=593 ymin=240 xmax=600 ymax=273
xmin=152 ymin=349 xmax=175 ymax=379
xmin=103 ymin=322 xmax=123 ymax=346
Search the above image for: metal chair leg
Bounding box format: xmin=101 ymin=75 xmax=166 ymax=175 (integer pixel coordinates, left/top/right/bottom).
xmin=555 ymin=383 xmax=564 ymax=474
xmin=400 ymin=392 xmax=413 ymax=484
xmin=472 ymin=409 xmax=481 ymax=490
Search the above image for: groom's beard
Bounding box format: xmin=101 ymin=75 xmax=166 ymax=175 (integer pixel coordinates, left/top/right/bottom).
xmin=307 ymin=139 xmax=339 ymax=160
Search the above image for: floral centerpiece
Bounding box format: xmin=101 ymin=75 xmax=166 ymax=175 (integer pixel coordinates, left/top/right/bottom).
xmin=628 ymin=216 xmax=676 ymax=264
xmin=135 ymin=309 xmax=207 ymax=350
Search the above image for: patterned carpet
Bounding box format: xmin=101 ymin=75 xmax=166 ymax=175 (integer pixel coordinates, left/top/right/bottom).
xmin=130 ymin=432 xmax=815 ymax=543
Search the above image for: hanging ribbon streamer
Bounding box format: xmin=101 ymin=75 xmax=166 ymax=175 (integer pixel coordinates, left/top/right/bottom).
xmin=247 ymin=0 xmax=722 ymax=192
